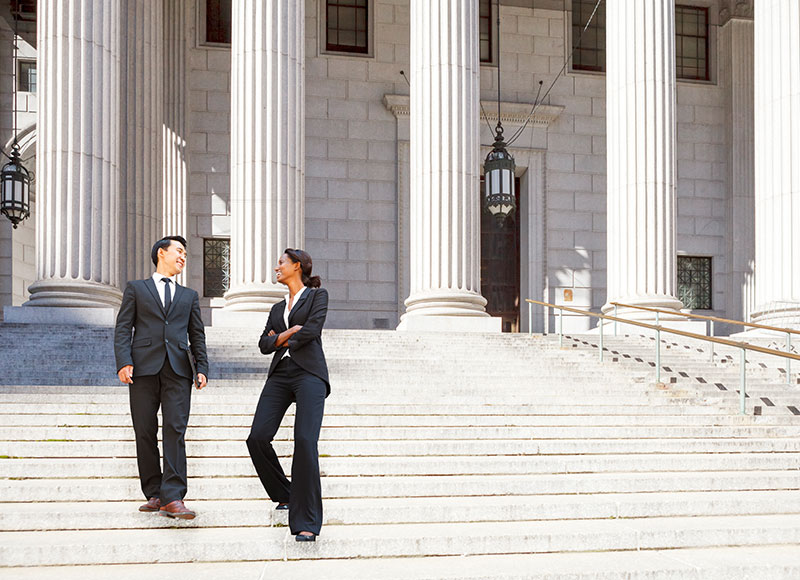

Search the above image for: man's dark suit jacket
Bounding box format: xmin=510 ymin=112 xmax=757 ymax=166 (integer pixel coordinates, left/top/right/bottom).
xmin=114 ymin=278 xmax=209 ymax=379
xmin=259 ymin=287 xmax=330 ymax=395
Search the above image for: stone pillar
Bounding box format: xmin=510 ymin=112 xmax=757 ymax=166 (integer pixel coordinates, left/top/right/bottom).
xmin=398 ymin=0 xmax=497 ymax=332
xmin=720 ymin=5 xmax=755 ymax=323
xmin=603 ymin=0 xmax=683 ymax=320
xmin=218 ymin=0 xmax=304 ymax=322
xmin=752 ymin=0 xmax=800 ymax=327
xmin=24 ymin=0 xmax=122 ymax=315
xmin=120 ymin=0 xmax=163 ymax=284
xmin=163 ymin=0 xmax=188 ymax=246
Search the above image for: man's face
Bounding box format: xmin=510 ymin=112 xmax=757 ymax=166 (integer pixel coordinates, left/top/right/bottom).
xmin=159 ymin=241 xmax=187 ymax=276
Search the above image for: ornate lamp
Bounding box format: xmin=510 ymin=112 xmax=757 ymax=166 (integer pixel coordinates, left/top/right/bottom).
xmin=484 ymin=126 xmax=516 ymax=225
xmin=1 ymin=3 xmax=32 ymax=229
xmin=0 ymin=143 xmax=30 ymax=228
xmin=483 ymin=0 xmax=516 ymax=226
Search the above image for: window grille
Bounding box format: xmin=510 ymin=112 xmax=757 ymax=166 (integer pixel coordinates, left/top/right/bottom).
xmin=204 ymin=238 xmax=231 ymax=298
xmin=677 ymin=256 xmax=712 ymax=310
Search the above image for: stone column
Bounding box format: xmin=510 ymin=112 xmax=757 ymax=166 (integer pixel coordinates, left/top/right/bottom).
xmin=25 ymin=0 xmax=122 ymax=314
xmin=398 ymin=0 xmax=497 ymax=332
xmin=163 ymin=0 xmax=188 ymax=244
xmin=720 ymin=4 xmax=755 ymax=323
xmin=219 ymin=0 xmax=304 ymax=320
xmin=120 ymin=0 xmax=163 ymax=284
xmin=603 ymin=0 xmax=683 ymax=320
xmin=752 ymin=0 xmax=800 ymax=327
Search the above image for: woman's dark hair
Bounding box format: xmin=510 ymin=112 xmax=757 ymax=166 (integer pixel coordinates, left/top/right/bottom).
xmin=151 ymin=236 xmax=187 ymax=267
xmin=284 ymin=248 xmax=321 ymax=288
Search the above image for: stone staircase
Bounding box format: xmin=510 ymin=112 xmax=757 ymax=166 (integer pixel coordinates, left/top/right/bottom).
xmin=1 ymin=324 xmax=800 ymax=578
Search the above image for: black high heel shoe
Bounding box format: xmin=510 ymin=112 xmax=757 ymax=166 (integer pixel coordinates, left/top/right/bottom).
xmin=275 ymin=503 xmax=289 ymax=511
xmin=295 ymin=532 xmax=316 ymax=542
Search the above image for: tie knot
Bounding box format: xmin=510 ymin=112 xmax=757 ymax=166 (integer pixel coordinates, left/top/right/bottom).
xmin=162 ymin=278 xmax=171 ymax=285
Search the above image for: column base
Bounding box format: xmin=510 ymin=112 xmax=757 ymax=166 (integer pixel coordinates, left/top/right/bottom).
xmin=213 ymin=284 xmax=285 ymax=327
xmin=750 ymin=302 xmax=800 ymax=330
xmin=4 ymin=305 xmax=117 ymax=325
xmin=221 ymin=284 xmax=285 ymax=311
xmin=602 ymin=295 xmax=685 ymax=321
xmin=398 ymin=290 xmax=499 ymax=332
xmin=403 ymin=289 xmax=490 ymax=317
xmin=26 ymin=279 xmax=123 ymax=309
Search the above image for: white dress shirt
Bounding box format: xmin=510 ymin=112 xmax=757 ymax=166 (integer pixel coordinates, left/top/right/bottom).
xmin=151 ymin=272 xmax=178 ymax=308
xmin=280 ymin=286 xmax=305 ymax=360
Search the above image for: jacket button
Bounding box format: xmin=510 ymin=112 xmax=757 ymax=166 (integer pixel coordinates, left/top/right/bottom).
xmin=165 ymin=339 xmax=169 ymax=344
xmin=165 ymin=321 xmax=169 ymax=325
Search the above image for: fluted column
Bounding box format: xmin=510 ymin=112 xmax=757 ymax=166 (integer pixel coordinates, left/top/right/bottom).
xmin=399 ymin=0 xmax=495 ymax=331
xmin=752 ymin=0 xmax=800 ymax=327
xmin=223 ymin=0 xmax=304 ymax=312
xmin=721 ymin=9 xmax=755 ymax=323
xmin=163 ymin=0 xmax=188 ymax=248
xmin=603 ymin=0 xmax=683 ymax=319
xmin=120 ymin=0 xmax=163 ymax=283
xmin=27 ymin=0 xmax=122 ymax=308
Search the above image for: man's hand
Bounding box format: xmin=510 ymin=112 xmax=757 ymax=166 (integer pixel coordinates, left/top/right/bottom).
xmin=196 ymin=373 xmax=208 ymax=390
xmin=118 ymin=365 xmax=134 ymax=384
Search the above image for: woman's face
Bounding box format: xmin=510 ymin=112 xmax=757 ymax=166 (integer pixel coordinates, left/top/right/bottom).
xmin=275 ymin=253 xmax=300 ymax=285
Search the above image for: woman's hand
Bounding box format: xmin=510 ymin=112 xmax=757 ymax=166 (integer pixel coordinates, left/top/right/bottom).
xmin=274 ymin=325 xmax=302 ymax=348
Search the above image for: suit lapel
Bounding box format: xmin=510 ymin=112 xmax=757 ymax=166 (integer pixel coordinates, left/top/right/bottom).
xmin=144 ymin=278 xmax=166 ymax=318
xmin=168 ymin=283 xmax=185 ymax=318
xmin=288 ymin=289 xmax=311 ymax=325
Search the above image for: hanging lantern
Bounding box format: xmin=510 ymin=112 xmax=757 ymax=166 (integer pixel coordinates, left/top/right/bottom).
xmin=483 ymin=125 xmax=516 ymax=226
xmin=0 ymin=144 xmax=30 ymax=229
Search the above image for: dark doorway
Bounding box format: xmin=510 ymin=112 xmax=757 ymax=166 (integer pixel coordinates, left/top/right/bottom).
xmin=480 ymin=177 xmax=521 ymax=332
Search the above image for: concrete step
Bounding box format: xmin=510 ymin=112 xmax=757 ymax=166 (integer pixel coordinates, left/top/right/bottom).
xmin=7 ymin=424 xmax=800 ymax=441
xmin=5 ymin=546 xmax=800 ymax=580
xmin=0 ymin=402 xmax=738 ymax=415
xmin=5 ymin=451 xmax=800 ymax=479
xmin=1 ymin=411 xmax=796 ymax=427
xmin=4 ymin=491 xmax=800 ymax=532
xmin=4 ymin=469 xmax=800 ymax=501
xmin=5 ymin=438 xmax=798 ymax=458
xmin=4 ymin=514 xmax=800 ymax=566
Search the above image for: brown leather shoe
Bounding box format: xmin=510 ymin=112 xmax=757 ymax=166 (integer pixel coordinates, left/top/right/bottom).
xmin=159 ymin=500 xmax=196 ymax=520
xmin=139 ymin=497 xmax=161 ymax=512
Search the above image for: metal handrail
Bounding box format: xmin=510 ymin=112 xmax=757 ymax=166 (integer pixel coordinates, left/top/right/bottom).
xmin=611 ymin=301 xmax=798 ymax=385
xmin=610 ymin=301 xmax=800 ymax=336
xmin=525 ymin=298 xmax=800 ymax=415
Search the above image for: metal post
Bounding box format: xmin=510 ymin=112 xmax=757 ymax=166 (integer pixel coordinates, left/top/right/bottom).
xmin=740 ymin=347 xmax=747 ymax=415
xmin=787 ymin=333 xmax=792 ymax=386
xmin=599 ymin=316 xmax=604 ymax=362
xmin=545 ymin=306 xmax=549 ymax=335
xmin=709 ymin=320 xmax=715 ymax=362
xmin=614 ymin=304 xmax=618 ymax=336
xmin=655 ymin=311 xmax=661 ymax=384
xmin=656 ymin=327 xmax=661 ymax=385
xmin=528 ymin=302 xmax=533 ymax=336
xmin=559 ymin=308 xmax=563 ymax=348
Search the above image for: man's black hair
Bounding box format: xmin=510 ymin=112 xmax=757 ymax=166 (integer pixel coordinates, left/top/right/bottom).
xmin=151 ymin=236 xmax=187 ymax=267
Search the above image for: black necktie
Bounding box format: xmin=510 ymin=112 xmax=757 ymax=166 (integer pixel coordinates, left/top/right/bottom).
xmin=162 ymin=278 xmax=172 ymax=312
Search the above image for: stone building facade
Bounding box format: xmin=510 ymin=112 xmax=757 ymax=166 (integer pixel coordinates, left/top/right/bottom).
xmin=1 ymin=0 xmax=796 ymax=333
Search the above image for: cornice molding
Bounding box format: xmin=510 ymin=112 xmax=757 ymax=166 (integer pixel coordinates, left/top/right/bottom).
xmin=383 ymin=94 xmax=564 ymax=128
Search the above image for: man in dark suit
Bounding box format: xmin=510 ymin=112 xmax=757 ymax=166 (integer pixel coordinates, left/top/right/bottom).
xmin=114 ymin=235 xmax=209 ymax=519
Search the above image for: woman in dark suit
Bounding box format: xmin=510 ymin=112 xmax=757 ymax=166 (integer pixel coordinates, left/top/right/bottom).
xmin=246 ymin=248 xmax=330 ymax=542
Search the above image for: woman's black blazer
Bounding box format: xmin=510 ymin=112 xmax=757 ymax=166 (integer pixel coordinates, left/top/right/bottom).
xmin=259 ymin=287 xmax=330 ymax=396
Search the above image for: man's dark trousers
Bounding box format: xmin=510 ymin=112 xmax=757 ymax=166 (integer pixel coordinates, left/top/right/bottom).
xmin=130 ymin=357 xmax=192 ymax=504
xmin=247 ymin=357 xmax=327 ymax=535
